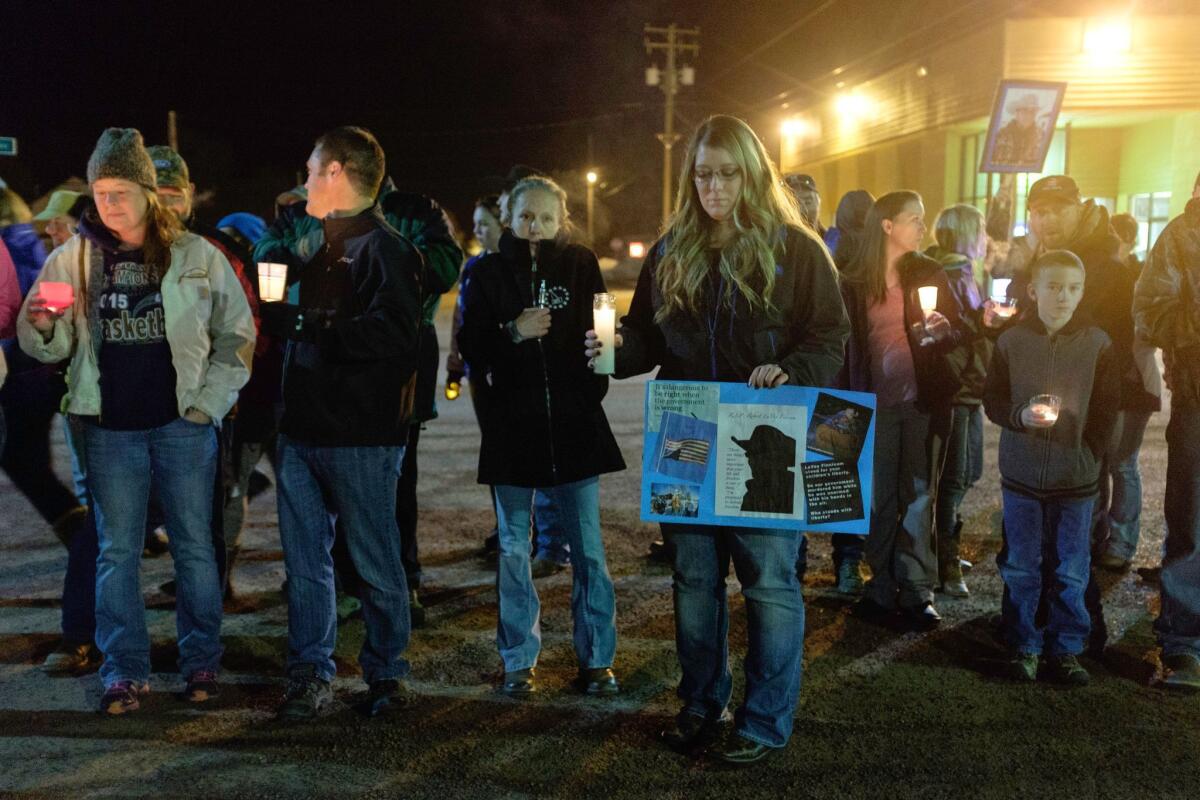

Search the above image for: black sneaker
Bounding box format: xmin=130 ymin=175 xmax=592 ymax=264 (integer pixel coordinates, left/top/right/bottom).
xmin=183 ymin=669 xmax=220 ymax=703
xmin=660 ymin=710 xmax=731 ymax=755
xmin=359 ymin=679 xmax=410 ymax=717
xmin=501 ymin=668 xmax=537 ymax=696
xmin=143 ymin=527 xmax=170 ymax=558
xmin=100 ymin=680 xmax=150 ymax=716
xmin=577 ymin=667 xmax=619 ymax=696
xmin=1044 ymin=654 xmax=1090 ymax=686
xmin=707 ymin=730 xmax=774 ymax=767
xmin=277 ymin=666 xmax=333 ymax=721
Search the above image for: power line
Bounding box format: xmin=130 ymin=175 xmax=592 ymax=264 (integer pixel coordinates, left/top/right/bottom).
xmin=706 ymin=0 xmax=840 ymax=85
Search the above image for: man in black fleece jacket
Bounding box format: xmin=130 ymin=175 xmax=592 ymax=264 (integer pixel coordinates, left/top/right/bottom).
xmin=261 ymin=127 xmax=422 ymax=721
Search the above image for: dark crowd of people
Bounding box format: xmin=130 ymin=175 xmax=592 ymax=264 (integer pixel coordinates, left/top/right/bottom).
xmin=1 ymin=114 xmax=1197 ymax=768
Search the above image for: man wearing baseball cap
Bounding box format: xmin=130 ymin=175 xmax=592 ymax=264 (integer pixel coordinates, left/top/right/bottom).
xmin=147 ymin=145 xmax=265 ymax=601
xmin=994 ymin=93 xmax=1043 ymax=166
xmin=783 ymin=173 xmax=825 ymax=238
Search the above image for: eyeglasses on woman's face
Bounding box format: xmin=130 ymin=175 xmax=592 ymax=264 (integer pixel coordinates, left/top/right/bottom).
xmin=693 ymin=165 xmax=742 ymax=186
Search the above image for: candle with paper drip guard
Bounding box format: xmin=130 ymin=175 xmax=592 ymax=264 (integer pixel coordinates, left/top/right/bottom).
xmin=592 ymin=293 xmax=616 ymax=375
xmin=257 ymin=263 xmax=287 ymax=303
xmin=1029 ymin=393 xmax=1061 ymax=425
xmin=39 ymin=281 xmax=74 ymax=313
xmin=990 ymin=277 xmax=1017 ymax=318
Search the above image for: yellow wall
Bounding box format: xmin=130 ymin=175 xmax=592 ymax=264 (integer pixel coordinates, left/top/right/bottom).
xmin=1169 ymin=112 xmax=1200 ymax=215
xmin=804 ymin=129 xmax=953 ymax=230
xmin=1118 ymin=117 xmax=1177 ymax=205
xmin=1067 ymin=127 xmax=1122 ymax=201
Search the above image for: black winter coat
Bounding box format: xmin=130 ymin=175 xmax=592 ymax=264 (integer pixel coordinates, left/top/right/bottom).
xmin=838 ymin=252 xmax=969 ymax=411
xmin=457 ymin=231 xmax=625 ymax=488
xmin=615 ymin=225 xmax=848 ymax=387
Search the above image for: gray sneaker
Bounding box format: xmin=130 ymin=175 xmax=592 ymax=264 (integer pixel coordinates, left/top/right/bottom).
xmin=1161 ymin=653 xmax=1200 ymax=693
xmin=278 ymin=666 xmax=333 ymax=721
xmin=835 ymin=561 xmax=865 ymax=596
xmin=1007 ymin=652 xmax=1038 ymax=682
xmin=1045 ymin=654 xmax=1090 ymax=686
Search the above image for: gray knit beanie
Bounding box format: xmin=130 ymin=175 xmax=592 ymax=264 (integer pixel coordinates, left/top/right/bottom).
xmin=87 ymin=128 xmax=157 ymax=189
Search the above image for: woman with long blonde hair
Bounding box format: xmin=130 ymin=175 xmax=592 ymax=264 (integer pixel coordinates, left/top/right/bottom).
xmin=587 ymin=115 xmax=848 ymax=765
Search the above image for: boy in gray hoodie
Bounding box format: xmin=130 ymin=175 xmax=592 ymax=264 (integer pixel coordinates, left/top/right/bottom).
xmin=983 ymin=250 xmax=1120 ymax=685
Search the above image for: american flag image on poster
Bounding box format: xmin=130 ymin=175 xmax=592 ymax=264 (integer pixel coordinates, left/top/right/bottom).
xmin=654 ymin=411 xmax=717 ymax=484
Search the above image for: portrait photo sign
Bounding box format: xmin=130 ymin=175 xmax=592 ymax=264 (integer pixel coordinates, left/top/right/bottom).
xmin=640 ymin=381 xmax=876 ymax=534
xmin=979 ymin=79 xmax=1067 ymax=174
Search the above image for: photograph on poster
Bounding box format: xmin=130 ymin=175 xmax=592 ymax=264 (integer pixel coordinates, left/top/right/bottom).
xmin=650 ymin=483 xmax=701 ymax=518
xmin=979 ymin=79 xmax=1066 ymax=174
xmin=715 ymin=403 xmax=806 ymax=520
xmin=652 ymin=411 xmax=717 ymax=484
xmin=806 ymin=392 xmax=874 ymax=462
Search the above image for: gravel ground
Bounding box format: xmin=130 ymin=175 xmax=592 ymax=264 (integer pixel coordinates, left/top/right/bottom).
xmin=0 ymin=301 xmax=1195 ymax=799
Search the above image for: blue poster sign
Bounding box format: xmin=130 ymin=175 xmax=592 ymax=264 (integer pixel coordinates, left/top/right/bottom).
xmin=641 ymin=380 xmax=876 ymax=534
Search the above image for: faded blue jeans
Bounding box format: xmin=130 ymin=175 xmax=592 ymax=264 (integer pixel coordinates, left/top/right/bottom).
xmin=494 ymin=477 xmax=616 ymax=672
xmin=277 ymin=435 xmax=410 ymax=684
xmin=85 ymin=417 xmax=222 ymax=687
xmin=665 ymin=524 xmax=804 ymax=748
xmin=998 ymin=489 xmax=1094 ymax=656
xmin=1100 ymin=410 xmax=1153 ymax=561
xmin=1156 ymin=405 xmax=1200 ymax=659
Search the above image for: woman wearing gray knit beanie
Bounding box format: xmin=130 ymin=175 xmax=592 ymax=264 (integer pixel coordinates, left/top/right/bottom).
xmin=17 ymin=127 xmax=257 ymax=716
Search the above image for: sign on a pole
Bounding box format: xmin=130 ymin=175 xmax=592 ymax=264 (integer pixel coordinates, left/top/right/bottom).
xmin=0 ymin=137 xmax=17 ymax=156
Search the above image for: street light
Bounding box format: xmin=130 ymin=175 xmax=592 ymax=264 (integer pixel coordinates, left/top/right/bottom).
xmin=586 ymin=170 xmax=598 ymax=244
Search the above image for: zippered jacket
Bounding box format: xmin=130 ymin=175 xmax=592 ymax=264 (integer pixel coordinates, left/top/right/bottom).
xmin=1134 ymin=197 xmax=1200 ymax=406
xmin=925 ymin=245 xmax=991 ymax=405
xmin=983 ymin=313 xmax=1121 ymax=500
xmin=457 ymin=231 xmax=625 ymax=488
xmin=837 ymin=251 xmax=969 ymax=411
xmin=16 ymin=230 xmax=255 ymax=424
xmin=615 ymin=224 xmax=848 ymax=387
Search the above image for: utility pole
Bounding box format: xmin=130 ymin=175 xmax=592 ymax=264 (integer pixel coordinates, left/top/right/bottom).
xmin=644 ymin=23 xmax=699 ymax=229
xmin=167 ymin=110 xmax=179 ymax=151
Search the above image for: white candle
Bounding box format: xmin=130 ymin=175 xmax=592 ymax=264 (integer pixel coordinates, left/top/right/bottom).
xmin=593 ymin=293 xmax=616 ymax=375
xmin=1030 ymin=403 xmax=1059 ymax=423
xmin=257 ymin=263 xmax=287 ymax=303
xmin=918 ymin=286 xmax=938 ymax=316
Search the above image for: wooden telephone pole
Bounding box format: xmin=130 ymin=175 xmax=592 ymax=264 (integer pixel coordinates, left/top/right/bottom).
xmin=644 ymin=24 xmax=699 ymax=229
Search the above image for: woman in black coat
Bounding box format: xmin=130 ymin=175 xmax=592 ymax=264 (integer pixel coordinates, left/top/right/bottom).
xmin=458 ymin=176 xmax=624 ymax=697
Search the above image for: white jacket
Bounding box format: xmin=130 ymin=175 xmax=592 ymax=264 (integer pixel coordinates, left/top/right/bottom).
xmin=17 ymin=231 xmax=255 ymax=423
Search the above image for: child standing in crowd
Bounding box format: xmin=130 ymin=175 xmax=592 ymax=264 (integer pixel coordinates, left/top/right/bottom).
xmin=984 ymin=250 xmax=1120 ymax=685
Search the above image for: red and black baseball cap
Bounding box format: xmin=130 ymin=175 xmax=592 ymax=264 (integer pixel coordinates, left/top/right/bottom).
xmin=1028 ymin=175 xmax=1081 ymax=208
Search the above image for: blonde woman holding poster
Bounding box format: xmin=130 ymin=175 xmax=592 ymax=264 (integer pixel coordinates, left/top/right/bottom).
xmin=586 ymin=115 xmax=848 ymax=765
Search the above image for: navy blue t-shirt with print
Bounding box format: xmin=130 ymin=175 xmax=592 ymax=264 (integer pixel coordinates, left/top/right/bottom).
xmin=96 ymin=248 xmax=179 ymax=430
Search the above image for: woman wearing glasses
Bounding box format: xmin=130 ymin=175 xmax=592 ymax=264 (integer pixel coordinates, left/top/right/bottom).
xmin=587 ymin=115 xmax=848 ymax=765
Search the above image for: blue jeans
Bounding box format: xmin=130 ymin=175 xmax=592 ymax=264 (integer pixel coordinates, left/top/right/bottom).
xmin=998 ymin=489 xmax=1094 ymax=656
xmin=276 ymin=435 xmax=410 ymax=684
xmin=1156 ymin=405 xmax=1200 ymax=659
xmin=494 ymin=477 xmax=616 ymax=672
xmin=1100 ymin=410 xmax=1152 ymax=560
xmin=533 ymin=492 xmax=570 ymax=564
xmin=85 ymin=417 xmax=222 ymax=686
xmin=665 ymin=524 xmax=804 ymax=748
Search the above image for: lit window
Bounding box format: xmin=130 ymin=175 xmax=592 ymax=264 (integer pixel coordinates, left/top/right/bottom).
xmin=1130 ymin=192 xmax=1172 ymax=259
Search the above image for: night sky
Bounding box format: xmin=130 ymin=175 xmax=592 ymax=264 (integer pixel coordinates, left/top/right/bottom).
xmin=2 ymin=0 xmax=1139 ymax=241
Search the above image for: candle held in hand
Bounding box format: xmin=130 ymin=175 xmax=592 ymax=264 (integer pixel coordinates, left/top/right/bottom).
xmin=39 ymin=281 xmax=74 ymax=313
xmin=918 ymin=285 xmax=938 ymax=317
xmin=257 ymin=263 xmax=287 ymax=303
xmin=593 ymin=293 xmax=616 ymax=375
xmin=1029 ymin=393 xmax=1061 ymax=425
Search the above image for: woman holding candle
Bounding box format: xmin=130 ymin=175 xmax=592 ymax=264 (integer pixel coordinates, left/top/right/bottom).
xmin=925 ymin=203 xmax=994 ymax=597
xmin=16 ymin=128 xmax=255 ymax=715
xmin=839 ymin=191 xmax=967 ymax=631
xmin=457 ymin=175 xmax=625 ymax=697
xmin=588 ymin=115 xmax=849 ymax=765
